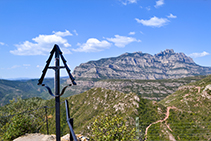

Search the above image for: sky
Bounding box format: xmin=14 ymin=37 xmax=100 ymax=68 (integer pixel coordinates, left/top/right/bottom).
xmin=0 ymin=0 xmax=211 ymax=79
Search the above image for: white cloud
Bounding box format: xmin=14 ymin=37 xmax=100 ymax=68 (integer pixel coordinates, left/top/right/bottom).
xmin=140 ymin=31 xmax=144 ymax=34
xmin=120 ymin=0 xmax=137 ymax=5
xmin=10 ymin=30 xmax=72 ymax=55
xmin=8 ymin=65 xmax=21 ymax=69
xmin=106 ymin=35 xmax=141 ymax=48
xmin=129 ymin=32 xmax=135 ymax=35
xmin=52 ymin=30 xmax=72 ymax=37
xmin=146 ymin=6 xmax=151 ymax=11
xmin=73 ymin=30 xmax=78 ymax=36
xmin=167 ymin=13 xmax=177 ymax=18
xmin=73 ymin=38 xmax=111 ymax=52
xmin=189 ymin=51 xmax=210 ymax=58
xmin=135 ymin=16 xmax=169 ymax=27
xmin=0 ymin=42 xmax=5 ymax=45
xmin=154 ymin=0 xmax=164 ymax=8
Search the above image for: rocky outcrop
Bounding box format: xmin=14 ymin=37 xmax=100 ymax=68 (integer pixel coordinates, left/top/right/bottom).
xmin=65 ymin=76 xmax=205 ymax=101
xmin=73 ymin=49 xmax=211 ymax=80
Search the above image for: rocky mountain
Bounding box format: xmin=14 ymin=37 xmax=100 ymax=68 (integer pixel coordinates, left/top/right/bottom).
xmin=73 ymin=49 xmax=211 ymax=80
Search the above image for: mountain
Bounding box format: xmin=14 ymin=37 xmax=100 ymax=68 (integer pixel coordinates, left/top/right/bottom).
xmin=2 ymin=75 xmax=211 ymax=140
xmin=0 ymin=78 xmax=68 ymax=106
xmin=0 ymin=75 xmax=206 ymax=106
xmin=66 ymin=75 xmax=206 ymax=101
xmin=73 ymin=49 xmax=211 ymax=80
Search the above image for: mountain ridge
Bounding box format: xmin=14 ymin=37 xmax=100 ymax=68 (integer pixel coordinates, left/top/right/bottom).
xmin=73 ymin=49 xmax=211 ymax=80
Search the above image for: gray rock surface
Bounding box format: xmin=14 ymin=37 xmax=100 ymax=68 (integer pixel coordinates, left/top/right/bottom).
xmin=73 ymin=49 xmax=211 ymax=80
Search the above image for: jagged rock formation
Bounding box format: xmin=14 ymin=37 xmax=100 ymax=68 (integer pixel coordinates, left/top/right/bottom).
xmin=73 ymin=49 xmax=211 ymax=80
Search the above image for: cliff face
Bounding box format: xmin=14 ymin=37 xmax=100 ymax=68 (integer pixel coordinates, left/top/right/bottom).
xmin=73 ymin=49 xmax=211 ymax=80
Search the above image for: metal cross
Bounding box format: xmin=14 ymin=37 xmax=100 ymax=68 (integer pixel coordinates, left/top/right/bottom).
xmin=38 ymin=44 xmax=76 ymax=141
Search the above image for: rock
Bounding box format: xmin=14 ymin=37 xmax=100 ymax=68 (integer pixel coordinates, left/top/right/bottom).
xmin=73 ymin=49 xmax=211 ymax=80
xmin=13 ymin=133 xmax=56 ymax=141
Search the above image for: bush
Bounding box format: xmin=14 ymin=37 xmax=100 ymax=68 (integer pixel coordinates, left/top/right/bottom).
xmin=90 ymin=114 xmax=137 ymax=141
xmin=1 ymin=114 xmax=37 ymax=141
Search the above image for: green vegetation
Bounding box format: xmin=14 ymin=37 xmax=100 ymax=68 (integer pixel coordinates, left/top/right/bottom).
xmin=90 ymin=114 xmax=136 ymax=140
xmin=158 ymin=74 xmax=211 ymax=140
xmin=0 ymin=97 xmax=46 ymax=140
xmin=1 ymin=114 xmax=37 ymax=140
xmin=0 ymin=78 xmax=68 ymax=106
xmin=0 ymin=87 xmax=140 ymax=140
xmin=1 ymin=75 xmax=211 ymax=140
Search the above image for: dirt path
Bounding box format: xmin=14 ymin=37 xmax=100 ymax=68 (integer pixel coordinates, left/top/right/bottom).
xmin=144 ymin=106 xmax=177 ymax=140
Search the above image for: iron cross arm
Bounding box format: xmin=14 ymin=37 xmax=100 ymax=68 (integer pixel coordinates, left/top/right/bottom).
xmin=37 ymin=44 xmax=76 ymax=86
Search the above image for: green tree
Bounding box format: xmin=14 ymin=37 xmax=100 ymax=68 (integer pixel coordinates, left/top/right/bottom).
xmin=1 ymin=114 xmax=37 ymax=140
xmin=90 ymin=114 xmax=137 ymax=141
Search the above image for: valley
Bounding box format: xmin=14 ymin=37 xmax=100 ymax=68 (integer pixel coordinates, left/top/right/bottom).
xmin=1 ymin=49 xmax=211 ymax=140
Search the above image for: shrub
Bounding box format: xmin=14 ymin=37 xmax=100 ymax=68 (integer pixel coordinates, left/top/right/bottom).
xmin=90 ymin=114 xmax=137 ymax=141
xmin=1 ymin=114 xmax=37 ymax=141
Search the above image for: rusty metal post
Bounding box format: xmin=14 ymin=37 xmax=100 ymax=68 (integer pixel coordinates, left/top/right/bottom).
xmin=55 ymin=48 xmax=61 ymax=141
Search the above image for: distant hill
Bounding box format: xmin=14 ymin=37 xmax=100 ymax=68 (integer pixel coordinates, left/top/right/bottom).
xmin=73 ymin=49 xmax=211 ymax=80
xmin=0 ymin=75 xmax=206 ymax=106
xmin=0 ymin=78 xmax=67 ymax=106
xmin=2 ymin=74 xmax=211 ymax=140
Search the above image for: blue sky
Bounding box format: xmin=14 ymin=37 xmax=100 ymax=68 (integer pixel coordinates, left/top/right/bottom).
xmin=0 ymin=0 xmax=210 ymax=79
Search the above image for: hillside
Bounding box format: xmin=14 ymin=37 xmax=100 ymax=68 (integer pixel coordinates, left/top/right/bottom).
xmin=73 ymin=49 xmax=211 ymax=80
xmin=65 ymin=75 xmax=206 ymax=101
xmin=2 ymin=74 xmax=211 ymax=140
xmin=153 ymin=75 xmax=211 ymax=140
xmin=0 ymin=75 xmax=206 ymax=106
xmin=0 ymin=78 xmax=67 ymax=106
xmin=0 ymin=88 xmax=143 ymax=140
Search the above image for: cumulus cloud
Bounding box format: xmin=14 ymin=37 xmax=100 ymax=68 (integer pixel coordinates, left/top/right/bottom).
xmin=10 ymin=30 xmax=72 ymax=55
xmin=129 ymin=32 xmax=135 ymax=35
xmin=154 ymin=0 xmax=164 ymax=8
xmin=0 ymin=42 xmax=5 ymax=45
xmin=120 ymin=0 xmax=137 ymax=5
xmin=106 ymin=35 xmax=141 ymax=48
xmin=189 ymin=51 xmax=209 ymax=58
xmin=167 ymin=13 xmax=177 ymax=18
xmin=73 ymin=38 xmax=111 ymax=52
xmin=135 ymin=16 xmax=169 ymax=27
xmin=52 ymin=30 xmax=72 ymax=37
